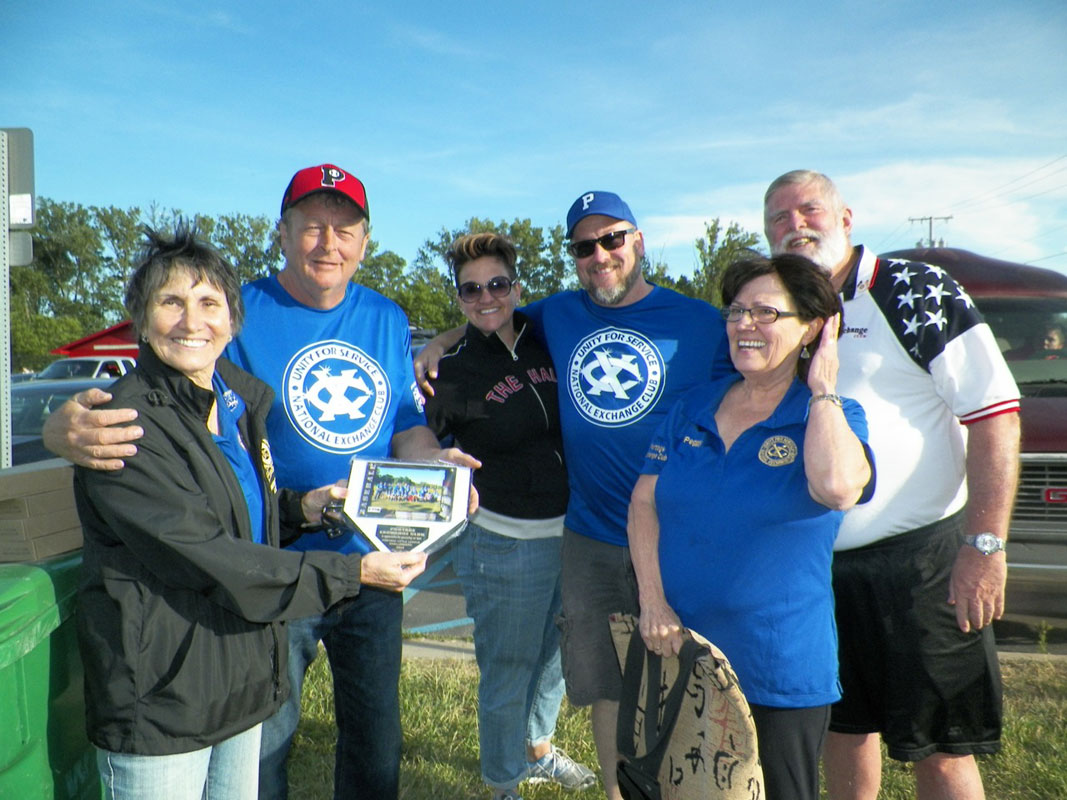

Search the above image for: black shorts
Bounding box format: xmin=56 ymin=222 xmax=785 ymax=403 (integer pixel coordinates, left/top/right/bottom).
xmin=558 ymin=529 xmax=639 ymax=706
xmin=830 ymin=513 xmax=1003 ymax=761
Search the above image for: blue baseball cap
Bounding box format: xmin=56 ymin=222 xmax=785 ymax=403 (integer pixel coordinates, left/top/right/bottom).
xmin=566 ymin=191 xmax=638 ymax=238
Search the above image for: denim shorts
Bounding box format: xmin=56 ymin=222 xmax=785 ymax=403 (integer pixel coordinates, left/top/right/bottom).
xmin=558 ymin=528 xmax=639 ymax=706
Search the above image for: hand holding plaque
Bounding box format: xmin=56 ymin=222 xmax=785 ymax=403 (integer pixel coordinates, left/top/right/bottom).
xmin=341 ymin=457 xmax=473 ymax=554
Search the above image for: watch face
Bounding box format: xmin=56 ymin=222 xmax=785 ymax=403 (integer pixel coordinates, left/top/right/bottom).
xmin=975 ymin=533 xmax=1003 ymax=555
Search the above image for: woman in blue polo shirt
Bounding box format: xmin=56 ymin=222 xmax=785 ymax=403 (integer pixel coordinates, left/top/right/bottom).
xmin=627 ymin=253 xmax=874 ymax=800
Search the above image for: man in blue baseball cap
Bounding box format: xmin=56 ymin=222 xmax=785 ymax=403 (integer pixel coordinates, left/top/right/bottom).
xmin=418 ymin=190 xmax=732 ymax=799
xmin=564 ymin=191 xmax=642 ymax=307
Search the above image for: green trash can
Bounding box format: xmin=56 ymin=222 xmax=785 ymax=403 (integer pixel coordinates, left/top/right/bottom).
xmin=0 ymin=552 xmax=101 ymax=799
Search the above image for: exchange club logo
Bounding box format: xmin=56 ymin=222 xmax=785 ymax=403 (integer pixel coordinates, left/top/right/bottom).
xmin=568 ymin=328 xmax=664 ymax=427
xmin=758 ymin=435 xmax=798 ymax=467
xmin=284 ymin=340 xmax=390 ymax=453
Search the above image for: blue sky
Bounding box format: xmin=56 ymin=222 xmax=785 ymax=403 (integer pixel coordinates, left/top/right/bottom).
xmin=3 ymin=1 xmax=1066 ymax=276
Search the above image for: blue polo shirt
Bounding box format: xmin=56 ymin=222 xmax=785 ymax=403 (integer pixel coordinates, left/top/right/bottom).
xmin=641 ymin=374 xmax=872 ymax=708
xmin=211 ymin=373 xmax=266 ymax=545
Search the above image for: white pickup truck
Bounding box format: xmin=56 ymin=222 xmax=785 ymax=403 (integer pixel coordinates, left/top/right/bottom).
xmin=35 ymin=356 xmax=136 ymax=380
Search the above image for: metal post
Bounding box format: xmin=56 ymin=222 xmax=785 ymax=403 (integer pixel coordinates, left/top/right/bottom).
xmin=1 ymin=129 xmax=11 ymax=469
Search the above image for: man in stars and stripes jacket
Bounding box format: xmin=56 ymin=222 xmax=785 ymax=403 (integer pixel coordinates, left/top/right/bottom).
xmin=764 ymin=170 xmax=1020 ymax=800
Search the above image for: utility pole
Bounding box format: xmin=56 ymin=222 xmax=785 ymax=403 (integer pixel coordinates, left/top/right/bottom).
xmin=909 ymin=215 xmax=952 ymax=248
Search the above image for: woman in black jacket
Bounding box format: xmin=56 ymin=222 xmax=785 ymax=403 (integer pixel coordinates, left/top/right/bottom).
xmin=424 ymin=234 xmax=594 ymax=800
xmin=73 ymin=224 xmax=425 ymax=799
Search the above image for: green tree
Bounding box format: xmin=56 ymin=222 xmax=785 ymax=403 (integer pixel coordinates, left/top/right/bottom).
xmin=358 ymin=240 xmax=408 ymax=298
xmin=146 ymin=207 xmax=282 ymax=282
xmin=395 ymin=265 xmax=463 ymax=331
xmin=28 ymin=198 xmax=123 ymax=327
xmin=207 ymin=213 xmax=283 ymax=283
xmin=415 ymin=217 xmax=575 ymax=305
xmin=11 ymin=198 xmax=282 ymax=369
xmin=9 ymin=313 xmax=85 ymax=372
xmin=690 ymin=219 xmax=762 ymax=307
xmin=644 ymin=258 xmax=696 ymax=297
xmin=355 ymin=240 xmax=459 ymax=330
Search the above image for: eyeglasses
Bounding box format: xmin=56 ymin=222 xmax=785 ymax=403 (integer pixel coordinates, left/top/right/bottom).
xmin=457 ymin=276 xmax=515 ymax=303
xmin=721 ymin=305 xmax=801 ymax=324
xmin=567 ymin=227 xmax=637 ymax=259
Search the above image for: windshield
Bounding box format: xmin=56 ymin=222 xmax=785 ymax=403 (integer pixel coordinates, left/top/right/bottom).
xmin=975 ymin=297 xmax=1067 ymax=397
xmin=37 ymin=359 xmax=100 ymax=379
xmin=10 ymin=386 xmax=82 ymax=436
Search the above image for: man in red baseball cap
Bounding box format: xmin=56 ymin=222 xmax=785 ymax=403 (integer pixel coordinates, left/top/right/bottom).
xmin=43 ymin=163 xmax=480 ymax=800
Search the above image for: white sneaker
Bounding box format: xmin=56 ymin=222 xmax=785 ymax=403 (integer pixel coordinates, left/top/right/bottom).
xmin=525 ymin=746 xmax=596 ymax=790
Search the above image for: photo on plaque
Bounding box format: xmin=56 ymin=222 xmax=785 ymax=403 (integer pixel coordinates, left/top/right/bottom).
xmin=342 ymin=458 xmax=472 ymax=554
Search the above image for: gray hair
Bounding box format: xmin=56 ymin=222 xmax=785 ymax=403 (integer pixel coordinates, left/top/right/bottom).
xmin=763 ymin=170 xmax=846 ymax=216
xmin=125 ymin=220 xmax=244 ymax=336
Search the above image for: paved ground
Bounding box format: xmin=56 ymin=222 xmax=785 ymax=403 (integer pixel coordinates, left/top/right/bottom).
xmin=401 ymin=544 xmax=472 ymax=639
xmin=400 ymin=542 xmax=1067 ymax=660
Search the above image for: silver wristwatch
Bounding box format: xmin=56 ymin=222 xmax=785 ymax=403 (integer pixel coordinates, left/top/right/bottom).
xmin=963 ymin=532 xmax=1006 ymax=555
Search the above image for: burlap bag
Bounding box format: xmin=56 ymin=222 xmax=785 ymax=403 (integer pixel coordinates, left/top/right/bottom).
xmin=610 ymin=613 xmax=764 ymax=800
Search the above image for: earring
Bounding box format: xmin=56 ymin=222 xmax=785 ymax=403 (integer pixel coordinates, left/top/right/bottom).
xmin=800 ymin=344 xmax=810 ymax=359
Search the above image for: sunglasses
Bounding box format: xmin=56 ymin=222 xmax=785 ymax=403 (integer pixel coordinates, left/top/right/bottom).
xmin=721 ymin=305 xmax=800 ymax=324
xmin=457 ymin=276 xmax=515 ymax=303
xmin=567 ymin=227 xmax=637 ymax=259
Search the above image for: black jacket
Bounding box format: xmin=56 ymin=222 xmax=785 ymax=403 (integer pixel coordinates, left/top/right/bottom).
xmin=74 ymin=346 xmax=364 ymax=755
xmin=425 ymin=313 xmax=568 ymax=519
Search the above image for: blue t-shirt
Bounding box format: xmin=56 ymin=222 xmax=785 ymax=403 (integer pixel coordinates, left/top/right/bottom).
xmin=211 ymin=373 xmax=266 ymax=545
xmin=642 ymin=375 xmax=871 ymax=708
xmin=523 ymin=285 xmax=731 ymax=546
xmin=225 ymin=275 xmax=426 ymax=554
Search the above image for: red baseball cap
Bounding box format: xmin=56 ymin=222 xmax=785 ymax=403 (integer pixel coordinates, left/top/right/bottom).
xmin=280 ymin=163 xmax=369 ymax=220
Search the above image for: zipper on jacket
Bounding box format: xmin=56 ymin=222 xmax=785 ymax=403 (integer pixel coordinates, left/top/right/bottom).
xmin=271 ymin=624 xmax=283 ymax=700
xmin=529 ymin=383 xmax=552 ymax=432
xmin=504 ymin=321 xmax=526 ymax=362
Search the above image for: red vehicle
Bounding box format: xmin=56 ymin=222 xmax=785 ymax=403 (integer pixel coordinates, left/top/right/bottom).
xmin=884 ymin=248 xmax=1067 ymax=619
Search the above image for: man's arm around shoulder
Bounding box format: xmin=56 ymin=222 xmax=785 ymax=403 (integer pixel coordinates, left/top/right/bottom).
xmin=42 ymin=388 xmax=143 ymax=470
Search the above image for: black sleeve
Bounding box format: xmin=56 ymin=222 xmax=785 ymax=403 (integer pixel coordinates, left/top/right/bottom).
xmin=423 ymin=377 xmax=456 ymax=441
xmin=75 ymin=411 xmax=364 ymax=624
xmin=278 ymin=488 xmax=310 ymax=547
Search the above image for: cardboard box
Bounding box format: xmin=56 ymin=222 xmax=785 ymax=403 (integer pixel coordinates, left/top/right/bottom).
xmin=0 ymin=462 xmax=82 ymax=562
xmin=0 ymin=528 xmax=84 ymax=562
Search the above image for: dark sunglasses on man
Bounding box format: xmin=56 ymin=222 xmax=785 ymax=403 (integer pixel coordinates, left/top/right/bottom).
xmin=567 ymin=227 xmax=637 ymax=259
xmin=457 ymin=276 xmax=515 ymax=303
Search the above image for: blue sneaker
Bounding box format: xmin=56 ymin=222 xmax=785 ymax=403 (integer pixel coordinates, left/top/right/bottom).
xmin=526 ymin=746 xmax=596 ymax=790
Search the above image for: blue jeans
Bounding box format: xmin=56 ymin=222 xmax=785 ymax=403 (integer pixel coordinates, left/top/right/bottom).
xmin=453 ymin=522 xmax=567 ymax=789
xmin=258 ymin=588 xmax=403 ymax=800
xmin=97 ymin=723 xmax=260 ymax=799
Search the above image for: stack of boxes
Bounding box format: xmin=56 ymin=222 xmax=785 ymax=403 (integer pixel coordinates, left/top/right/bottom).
xmin=0 ymin=462 xmax=83 ymax=563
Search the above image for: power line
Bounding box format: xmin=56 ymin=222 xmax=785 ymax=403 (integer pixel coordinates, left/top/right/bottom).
xmin=1024 ymin=253 xmax=1067 ymax=265
xmin=947 ymin=155 xmax=1067 ymax=213
xmin=871 ymin=220 xmax=911 ymax=252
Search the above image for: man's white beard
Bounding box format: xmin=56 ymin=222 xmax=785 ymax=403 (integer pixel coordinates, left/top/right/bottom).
xmin=777 ymin=225 xmax=850 ymax=274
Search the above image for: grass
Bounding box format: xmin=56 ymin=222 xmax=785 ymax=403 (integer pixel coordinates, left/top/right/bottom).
xmin=286 ymin=650 xmax=1067 ymax=800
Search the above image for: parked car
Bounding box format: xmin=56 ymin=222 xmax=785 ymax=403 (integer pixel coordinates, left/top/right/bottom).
xmin=35 ymin=356 xmax=135 ymax=380
xmin=410 ymin=326 xmax=437 ymax=355
xmin=8 ymin=378 xmax=116 ymax=465
xmin=10 ymin=372 xmax=37 ymax=383
xmin=884 ymin=247 xmax=1067 ymax=619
